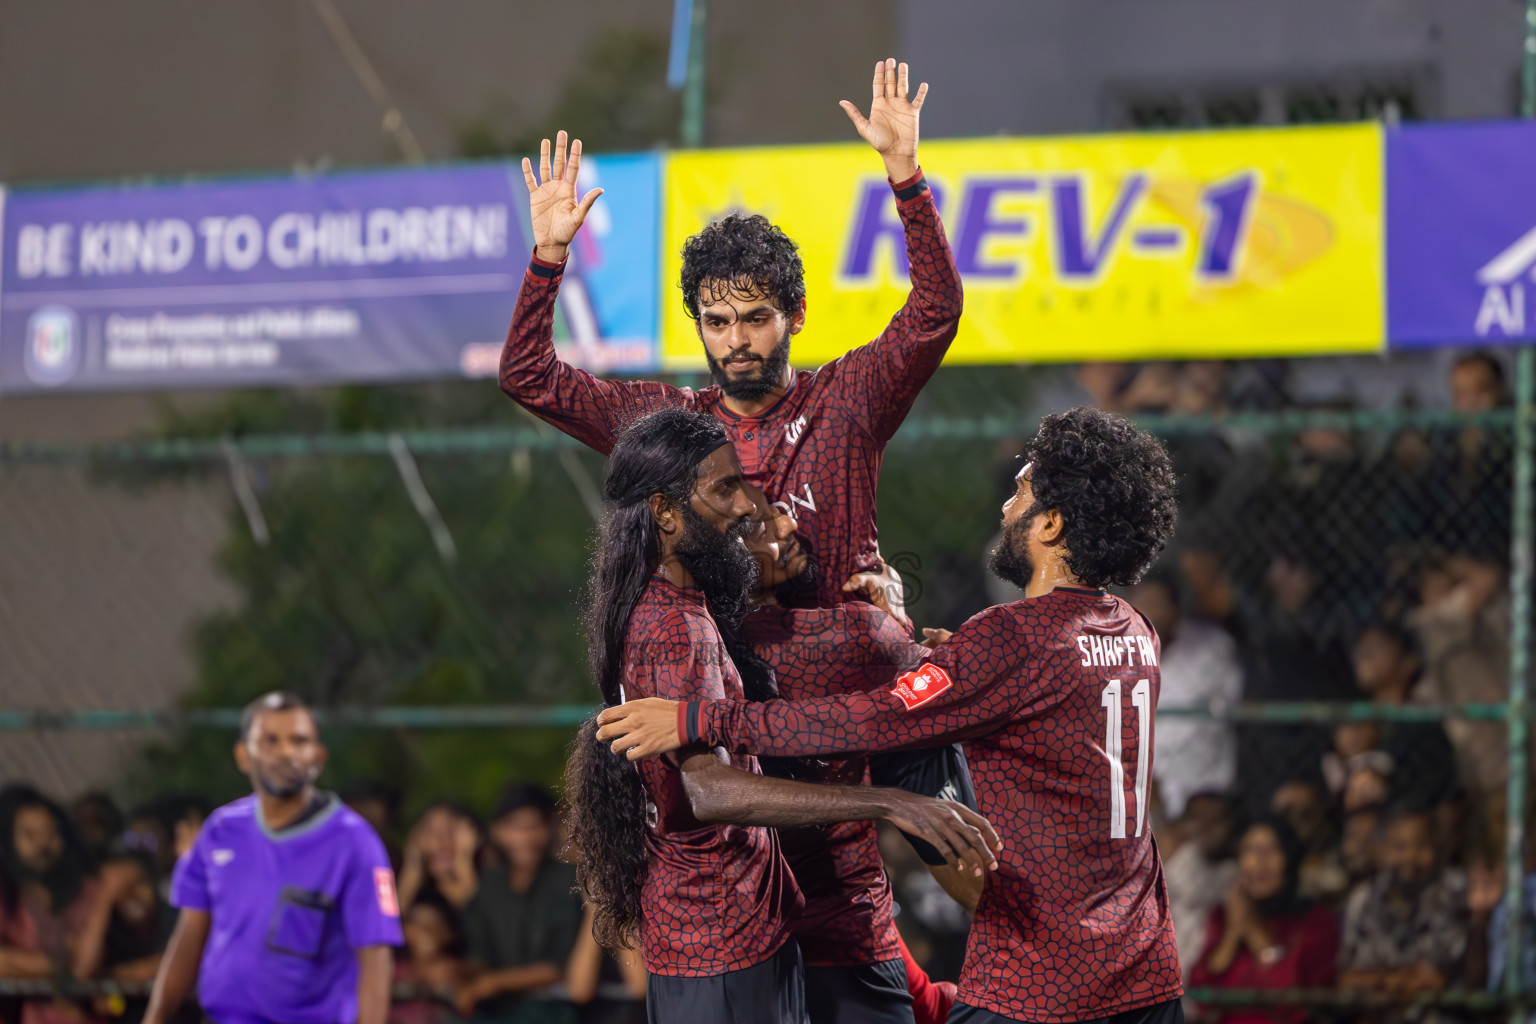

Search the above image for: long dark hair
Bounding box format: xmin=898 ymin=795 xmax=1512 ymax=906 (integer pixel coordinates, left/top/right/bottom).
xmin=583 ymin=407 xmax=732 ymax=705
xmin=571 ymin=408 xmax=733 ymax=949
xmin=564 ymin=717 xmax=648 ymax=949
xmin=0 ymin=785 xmax=87 ymax=915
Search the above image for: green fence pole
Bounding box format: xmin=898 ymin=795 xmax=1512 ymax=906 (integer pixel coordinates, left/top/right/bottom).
xmin=1505 ymin=2 xmax=1536 ymax=1009
xmin=680 ymin=0 xmax=707 ymax=148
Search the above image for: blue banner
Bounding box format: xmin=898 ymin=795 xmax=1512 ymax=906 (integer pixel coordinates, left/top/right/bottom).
xmin=1388 ymin=121 xmax=1536 ymax=349
xmin=0 ymin=157 xmax=659 ymax=393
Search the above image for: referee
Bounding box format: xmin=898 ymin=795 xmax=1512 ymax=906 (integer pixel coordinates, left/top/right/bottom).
xmin=144 ymin=692 xmax=402 ymax=1024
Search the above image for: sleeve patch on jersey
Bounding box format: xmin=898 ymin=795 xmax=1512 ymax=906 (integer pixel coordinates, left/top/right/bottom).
xmin=890 ymin=664 xmax=953 ymax=710
xmin=375 ymin=867 xmax=400 ymax=917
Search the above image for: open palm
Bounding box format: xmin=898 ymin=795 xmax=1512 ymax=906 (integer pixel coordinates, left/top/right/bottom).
xmin=522 ymin=130 xmax=603 ymax=261
xmin=841 ymin=59 xmax=927 ymax=178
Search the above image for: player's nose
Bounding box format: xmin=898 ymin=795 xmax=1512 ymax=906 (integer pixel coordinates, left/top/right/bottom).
xmin=772 ymin=509 xmax=798 ymax=540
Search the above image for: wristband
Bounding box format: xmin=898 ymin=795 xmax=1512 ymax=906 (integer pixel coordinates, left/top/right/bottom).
xmin=892 ymin=170 xmax=928 ymax=202
xmin=683 ymin=701 xmax=704 ymax=746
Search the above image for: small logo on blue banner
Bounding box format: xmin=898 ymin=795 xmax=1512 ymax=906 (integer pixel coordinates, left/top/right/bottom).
xmin=24 ymin=306 xmax=82 ymax=386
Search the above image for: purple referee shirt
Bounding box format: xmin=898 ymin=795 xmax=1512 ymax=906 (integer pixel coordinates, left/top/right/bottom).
xmin=171 ymin=793 xmax=403 ymax=1024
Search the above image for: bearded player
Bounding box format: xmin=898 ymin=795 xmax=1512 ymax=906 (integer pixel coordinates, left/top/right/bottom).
xmin=500 ymin=58 xmax=960 ymax=609
xmin=739 ymin=500 xmax=981 ymax=1024
xmin=598 ymin=407 xmax=1186 ymax=1024
xmin=562 ymin=408 xmax=997 ymax=1024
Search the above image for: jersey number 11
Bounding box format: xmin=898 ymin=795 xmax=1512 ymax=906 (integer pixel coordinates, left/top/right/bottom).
xmin=1100 ymin=679 xmax=1151 ymax=840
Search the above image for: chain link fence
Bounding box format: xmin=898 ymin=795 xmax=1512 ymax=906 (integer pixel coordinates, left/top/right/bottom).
xmin=0 ymin=349 xmax=1531 ymax=1019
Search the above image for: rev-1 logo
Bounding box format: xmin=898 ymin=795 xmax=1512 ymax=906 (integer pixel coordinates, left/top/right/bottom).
xmin=1474 ymin=225 xmax=1536 ymax=337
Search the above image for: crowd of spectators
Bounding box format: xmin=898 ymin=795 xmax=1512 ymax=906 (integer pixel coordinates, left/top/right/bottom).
xmin=1017 ymin=351 xmax=1527 ymax=1020
xmin=0 ymin=781 xmax=647 ymax=1024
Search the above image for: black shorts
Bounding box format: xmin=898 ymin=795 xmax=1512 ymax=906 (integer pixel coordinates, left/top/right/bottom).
xmin=868 ymin=743 xmax=978 ymax=866
xmin=646 ymin=940 xmax=807 ymax=1024
xmin=804 ymin=958 xmax=914 ymax=1024
xmin=948 ymin=996 xmax=1185 ymax=1024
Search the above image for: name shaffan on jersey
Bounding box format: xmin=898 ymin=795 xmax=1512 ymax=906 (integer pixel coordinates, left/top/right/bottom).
xmin=696 ymin=589 xmax=1185 ymax=1022
xmin=499 ymin=171 xmax=961 ymax=607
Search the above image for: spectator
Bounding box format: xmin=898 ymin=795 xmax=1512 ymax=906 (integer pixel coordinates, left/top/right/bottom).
xmin=1409 ymin=551 xmax=1511 ymax=808
xmin=122 ymin=806 xmax=176 ymax=889
xmin=454 ymin=784 xmax=582 ymax=1024
xmin=565 ymin=904 xmax=646 ymax=1024
xmin=70 ymin=794 xmax=123 ymax=870
xmin=1339 ymin=805 xmax=1469 ymax=1000
xmin=1125 ymin=569 xmax=1242 ymax=818
xmin=341 ymin=781 xmax=404 ymax=869
xmin=391 ymin=895 xmax=469 ymax=1024
xmin=1339 ymin=804 xmax=1383 ymax=891
xmin=398 ymin=802 xmax=483 ymax=913
xmin=1158 ymin=793 xmax=1238 ymax=982
xmin=1270 ymin=779 xmax=1348 ymax=905
xmin=0 ymin=786 xmax=101 ymax=1024
xmin=1235 ymin=543 xmax=1359 ymax=821
xmin=71 ymin=852 xmax=178 ymax=1024
xmin=157 ymin=795 xmax=210 ymax=864
xmin=1335 ymin=621 xmax=1460 ymax=814
xmin=1189 ymin=817 xmax=1339 ymax=1024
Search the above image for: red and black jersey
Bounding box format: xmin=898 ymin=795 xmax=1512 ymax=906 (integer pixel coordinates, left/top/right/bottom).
xmin=694 ymin=589 xmax=1184 ymax=1023
xmin=499 ymin=172 xmax=962 ymax=606
xmin=623 ymin=577 xmax=801 ymax=977
xmin=743 ymin=602 xmax=924 ymax=967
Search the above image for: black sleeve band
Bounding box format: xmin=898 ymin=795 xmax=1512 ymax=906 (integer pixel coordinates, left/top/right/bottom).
xmin=685 ymin=701 xmax=703 ymax=746
xmin=528 ymin=260 xmax=561 ymax=279
xmin=893 ymin=176 xmax=929 ymax=202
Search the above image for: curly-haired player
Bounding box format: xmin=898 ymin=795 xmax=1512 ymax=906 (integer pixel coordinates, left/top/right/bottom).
xmin=499 ymin=58 xmax=961 ymax=609
xmin=597 ymin=407 xmax=1187 ymax=1024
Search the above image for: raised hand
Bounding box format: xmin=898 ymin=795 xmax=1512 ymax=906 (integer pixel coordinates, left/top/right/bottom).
xmin=840 ymin=58 xmax=927 ymax=182
xmin=521 ymin=130 xmax=604 ymax=264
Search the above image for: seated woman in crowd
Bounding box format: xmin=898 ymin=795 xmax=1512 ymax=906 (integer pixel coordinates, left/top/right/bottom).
xmin=1190 ymin=817 xmax=1340 ymax=1024
xmin=0 ymin=786 xmax=102 ymax=1024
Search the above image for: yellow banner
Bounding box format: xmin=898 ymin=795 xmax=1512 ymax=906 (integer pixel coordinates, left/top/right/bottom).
xmin=660 ymin=124 xmax=1383 ymax=367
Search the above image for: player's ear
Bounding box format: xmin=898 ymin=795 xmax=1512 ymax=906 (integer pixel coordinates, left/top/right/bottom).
xmin=789 ymin=299 xmax=806 ymax=336
xmin=649 ymin=493 xmax=677 ymax=533
xmin=1037 ymin=508 xmax=1066 ymax=545
xmin=314 ymin=742 xmax=328 ymax=778
xmin=233 ymin=741 xmax=250 ymax=774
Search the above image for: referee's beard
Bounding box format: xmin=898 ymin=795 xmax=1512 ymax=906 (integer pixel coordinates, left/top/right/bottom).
xmin=251 ymin=763 xmax=318 ymax=800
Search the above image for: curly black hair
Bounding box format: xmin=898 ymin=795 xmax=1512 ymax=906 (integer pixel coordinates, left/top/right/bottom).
xmin=563 ymin=717 xmax=647 ymax=950
xmin=679 ymin=214 xmax=805 ymax=320
xmin=1023 ymin=407 xmax=1178 ymax=589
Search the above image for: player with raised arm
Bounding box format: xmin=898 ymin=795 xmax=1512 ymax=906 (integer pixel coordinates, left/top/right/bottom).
xmin=561 ymin=407 xmax=997 ymax=1024
xmin=500 ymin=58 xmax=961 ymax=608
xmin=597 ymin=407 xmax=1186 ymax=1024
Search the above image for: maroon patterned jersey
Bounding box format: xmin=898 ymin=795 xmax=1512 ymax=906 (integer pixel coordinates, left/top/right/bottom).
xmin=624 ymin=577 xmax=801 ymax=976
xmin=499 ymin=172 xmax=962 ymax=606
xmin=698 ymin=589 xmax=1184 ymax=1022
xmin=744 ymin=602 xmax=924 ymax=966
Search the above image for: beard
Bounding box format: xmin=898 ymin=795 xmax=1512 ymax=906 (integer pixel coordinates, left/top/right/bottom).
xmin=772 ymin=538 xmax=820 ymax=607
xmin=706 ymin=329 xmax=792 ymax=401
xmin=252 ymin=763 xmax=316 ymax=800
xmin=675 ymin=504 xmax=758 ymax=631
xmin=988 ymin=517 xmax=1034 ymax=590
